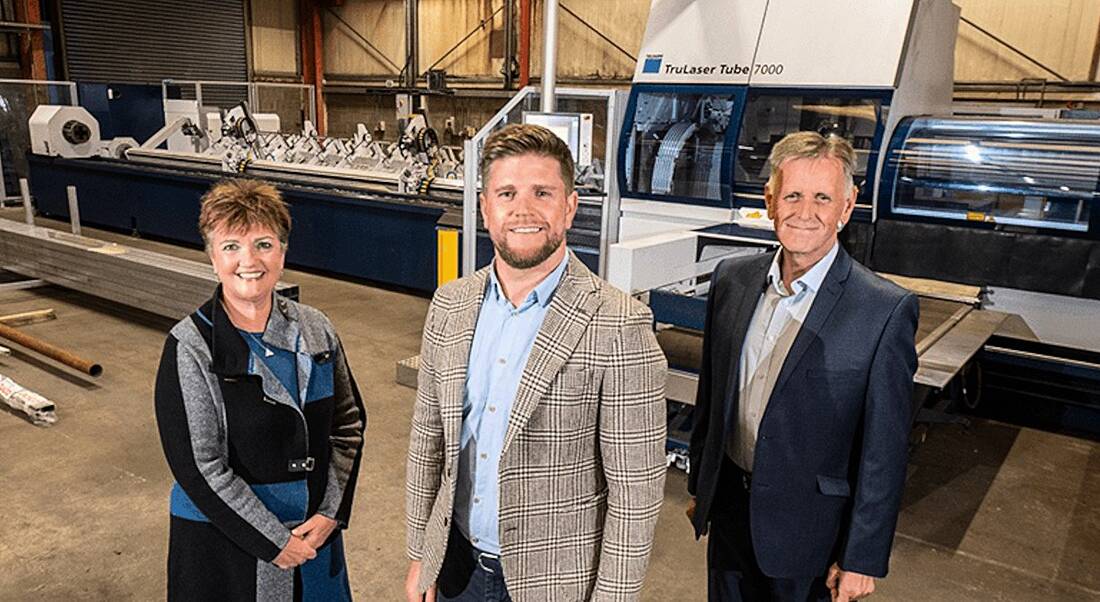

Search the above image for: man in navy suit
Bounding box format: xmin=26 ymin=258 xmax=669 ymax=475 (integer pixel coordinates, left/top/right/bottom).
xmin=687 ymin=131 xmax=918 ymax=602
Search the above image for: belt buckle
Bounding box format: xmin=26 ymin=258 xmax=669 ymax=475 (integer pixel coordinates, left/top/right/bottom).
xmin=477 ymin=551 xmax=499 ymax=574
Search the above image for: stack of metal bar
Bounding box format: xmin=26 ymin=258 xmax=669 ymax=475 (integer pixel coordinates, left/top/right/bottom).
xmin=0 ymin=219 xmax=298 ymax=319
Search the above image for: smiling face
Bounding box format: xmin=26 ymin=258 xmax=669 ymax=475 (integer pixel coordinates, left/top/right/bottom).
xmin=207 ymin=223 xmax=285 ymax=309
xmin=765 ymin=156 xmax=856 ymax=263
xmin=480 ymin=153 xmax=578 ymax=270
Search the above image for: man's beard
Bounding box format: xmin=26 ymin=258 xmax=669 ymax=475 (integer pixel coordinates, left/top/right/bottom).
xmin=495 ymin=232 xmax=564 ymax=270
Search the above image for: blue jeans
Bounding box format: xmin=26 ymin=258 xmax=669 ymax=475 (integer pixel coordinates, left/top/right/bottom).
xmin=437 ymin=527 xmax=512 ymax=602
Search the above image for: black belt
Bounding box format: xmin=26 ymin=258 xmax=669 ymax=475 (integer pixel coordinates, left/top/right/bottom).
xmin=450 ymin=526 xmax=503 ymax=574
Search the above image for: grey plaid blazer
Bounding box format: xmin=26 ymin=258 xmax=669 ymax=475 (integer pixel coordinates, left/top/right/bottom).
xmin=406 ymin=251 xmax=668 ymax=601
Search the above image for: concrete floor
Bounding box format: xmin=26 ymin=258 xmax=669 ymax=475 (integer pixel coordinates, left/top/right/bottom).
xmin=0 ymin=216 xmax=1097 ymax=601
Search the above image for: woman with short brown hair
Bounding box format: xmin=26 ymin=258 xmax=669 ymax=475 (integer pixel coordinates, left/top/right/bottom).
xmin=154 ymin=178 xmax=365 ymax=601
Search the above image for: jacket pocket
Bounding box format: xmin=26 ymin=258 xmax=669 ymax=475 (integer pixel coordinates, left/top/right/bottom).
xmin=555 ymin=365 xmax=593 ymax=394
xmin=816 ymin=474 xmax=851 ymax=497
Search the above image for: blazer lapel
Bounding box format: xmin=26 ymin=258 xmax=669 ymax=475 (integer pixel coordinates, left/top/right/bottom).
xmin=439 ymin=268 xmax=490 ymax=442
xmin=771 ymin=247 xmax=853 ymax=396
xmin=722 ymin=253 xmax=772 ymax=426
xmin=502 ymin=253 xmax=603 ymax=456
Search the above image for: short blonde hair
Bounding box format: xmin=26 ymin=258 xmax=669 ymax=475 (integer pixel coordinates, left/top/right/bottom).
xmin=766 ymin=131 xmax=857 ymax=192
xmin=480 ymin=123 xmax=575 ymax=194
xmin=198 ymin=179 xmax=291 ymax=248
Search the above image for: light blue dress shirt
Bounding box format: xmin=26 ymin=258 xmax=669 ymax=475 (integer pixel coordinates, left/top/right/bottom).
xmin=731 ymin=241 xmax=839 ymax=470
xmin=453 ymin=252 xmax=569 ymax=554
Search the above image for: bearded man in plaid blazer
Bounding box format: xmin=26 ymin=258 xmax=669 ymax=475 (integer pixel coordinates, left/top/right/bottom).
xmin=404 ymin=124 xmax=668 ymax=602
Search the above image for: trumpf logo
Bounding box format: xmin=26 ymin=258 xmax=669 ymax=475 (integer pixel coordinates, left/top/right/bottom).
xmin=642 ymin=54 xmax=663 ymax=74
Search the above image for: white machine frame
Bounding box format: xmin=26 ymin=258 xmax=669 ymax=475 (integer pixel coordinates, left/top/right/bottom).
xmin=610 ymin=0 xmax=960 ymax=295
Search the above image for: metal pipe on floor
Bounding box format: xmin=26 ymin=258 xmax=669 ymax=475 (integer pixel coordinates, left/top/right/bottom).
xmin=0 ymin=322 xmax=102 ymax=377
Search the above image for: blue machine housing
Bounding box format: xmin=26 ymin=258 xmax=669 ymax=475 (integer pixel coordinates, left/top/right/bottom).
xmin=617 ymin=84 xmax=747 ymax=209
xmin=872 ymin=116 xmax=1100 ymax=300
xmin=29 ymin=155 xmax=450 ymax=293
xmin=617 ymin=83 xmax=892 ymax=222
xmin=880 ymin=116 xmax=1100 ymax=240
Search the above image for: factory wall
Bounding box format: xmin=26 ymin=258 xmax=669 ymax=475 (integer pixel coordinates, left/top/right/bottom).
xmin=954 ymin=0 xmax=1100 ymax=81
xmin=249 ymin=0 xmax=1100 ymax=85
xmin=244 ymin=0 xmax=1100 ymax=135
xmin=251 ymin=0 xmax=299 ymax=77
xmin=250 ymin=0 xmax=645 ymax=82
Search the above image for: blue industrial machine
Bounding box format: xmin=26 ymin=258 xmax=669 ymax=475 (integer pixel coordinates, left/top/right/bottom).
xmin=613 ymin=0 xmax=957 ymax=244
xmin=608 ymin=0 xmax=1100 ymax=457
xmin=26 ymin=85 xmax=464 ymax=292
xmin=875 ymin=117 xmax=1100 ymax=435
xmin=26 ymin=82 xmax=623 ymax=293
xmin=609 ymin=0 xmax=961 ymax=332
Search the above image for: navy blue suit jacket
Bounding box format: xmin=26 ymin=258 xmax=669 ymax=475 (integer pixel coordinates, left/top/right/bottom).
xmin=688 ymin=246 xmax=918 ymax=579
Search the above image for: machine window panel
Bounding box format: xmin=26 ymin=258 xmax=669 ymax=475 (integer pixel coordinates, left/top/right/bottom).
xmin=623 ymin=91 xmax=735 ymax=201
xmin=888 ymin=118 xmax=1098 ymax=232
xmin=734 ymin=95 xmax=882 ymax=190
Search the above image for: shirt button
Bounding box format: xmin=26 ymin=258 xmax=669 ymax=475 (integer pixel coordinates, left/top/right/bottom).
xmin=489 ymin=405 xmax=496 ymax=413
xmin=498 ymin=358 xmax=506 ymax=365
xmin=480 ymin=453 xmax=488 ymax=460
xmin=474 ymin=497 xmax=480 ymax=504
xmin=472 ymin=536 xmax=480 ymax=543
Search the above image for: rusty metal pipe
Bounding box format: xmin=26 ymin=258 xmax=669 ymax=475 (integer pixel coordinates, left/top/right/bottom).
xmin=0 ymin=322 xmax=102 ymax=377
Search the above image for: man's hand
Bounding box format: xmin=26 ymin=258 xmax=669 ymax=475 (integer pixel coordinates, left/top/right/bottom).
xmin=405 ymin=560 xmax=437 ymax=602
xmin=273 ymin=535 xmax=317 ymax=570
xmin=827 ymin=563 xmax=875 ymax=601
xmin=293 ymin=514 xmax=339 ymax=549
xmin=685 ymin=497 xmax=708 ymax=535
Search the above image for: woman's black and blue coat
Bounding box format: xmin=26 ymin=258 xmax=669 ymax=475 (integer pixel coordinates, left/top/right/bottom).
xmin=154 ymin=288 xmax=366 ymax=601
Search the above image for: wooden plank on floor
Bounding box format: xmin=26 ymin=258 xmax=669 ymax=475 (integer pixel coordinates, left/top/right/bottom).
xmin=0 ymin=309 xmax=57 ymax=327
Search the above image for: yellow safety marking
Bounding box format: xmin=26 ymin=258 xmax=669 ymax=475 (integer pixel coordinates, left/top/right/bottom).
xmin=437 ymin=229 xmax=459 ymax=287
